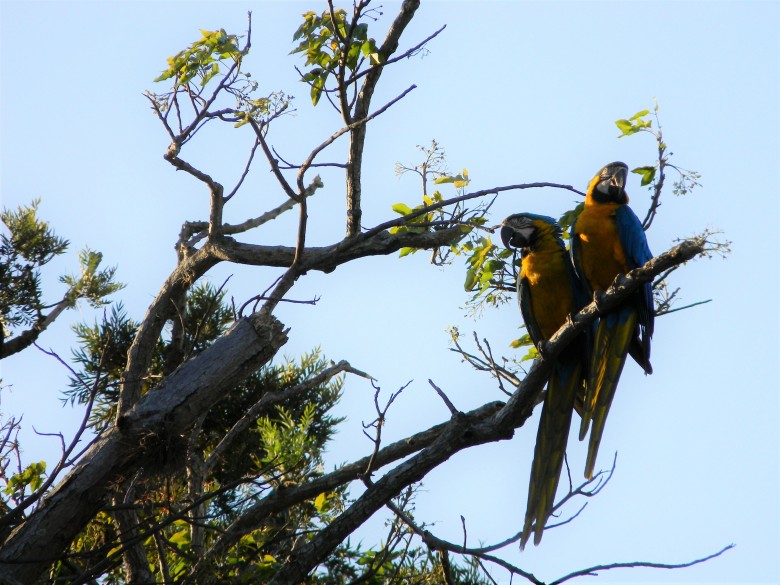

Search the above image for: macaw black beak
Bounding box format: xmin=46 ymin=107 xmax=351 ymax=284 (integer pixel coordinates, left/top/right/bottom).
xmin=594 ymin=162 xmax=629 ymax=202
xmin=610 ymin=164 xmax=628 ymax=194
xmin=500 ymin=224 xmax=516 ymax=249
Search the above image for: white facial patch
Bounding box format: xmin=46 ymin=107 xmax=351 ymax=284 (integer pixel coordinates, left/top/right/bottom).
xmin=516 ymin=226 xmax=536 ymax=243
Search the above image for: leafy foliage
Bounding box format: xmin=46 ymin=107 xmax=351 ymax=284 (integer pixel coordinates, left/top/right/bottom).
xmin=154 ymin=28 xmax=243 ymax=88
xmin=292 ymin=8 xmax=382 ymax=105
xmin=0 ymin=200 xmax=68 ymax=332
xmin=616 ymin=103 xmax=702 ymax=212
xmin=3 ymin=461 xmax=46 ymax=497
xmin=147 ymin=21 xmax=292 ymax=142
xmin=60 ymin=248 xmax=124 ymax=309
xmin=0 ymin=200 xmax=121 ymax=351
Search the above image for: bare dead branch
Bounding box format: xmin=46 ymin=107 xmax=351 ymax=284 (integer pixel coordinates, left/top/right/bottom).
xmin=295 ymin=84 xmax=416 ymax=195
xmin=548 ymin=544 xmax=736 ymax=585
xmin=0 ymin=314 xmax=287 ymax=584
xmin=428 ymin=379 xmax=459 ymax=416
xmin=248 ymin=117 xmax=299 ymax=201
xmin=224 ymin=138 xmax=261 ymax=201
xmin=222 ymin=198 xmax=297 ymax=236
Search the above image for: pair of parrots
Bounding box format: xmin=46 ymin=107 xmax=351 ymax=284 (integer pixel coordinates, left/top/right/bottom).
xmin=499 ymin=162 xmax=654 ymax=548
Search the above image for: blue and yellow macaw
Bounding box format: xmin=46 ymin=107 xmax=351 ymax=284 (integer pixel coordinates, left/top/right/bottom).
xmin=571 ymin=161 xmax=654 ymax=480
xmin=501 ymin=213 xmax=589 ymax=548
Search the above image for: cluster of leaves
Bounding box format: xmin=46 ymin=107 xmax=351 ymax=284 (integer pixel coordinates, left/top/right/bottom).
xmin=2 ymin=460 xmax=46 ymax=504
xmin=146 ymin=21 xmax=293 ymax=141
xmin=391 ymin=143 xmax=496 ymax=266
xmin=617 ymin=104 xmax=702 ymax=198
xmin=0 ymin=200 xmax=121 ymax=351
xmin=292 ymin=8 xmax=381 ymax=105
xmin=390 ymin=157 xmax=514 ymax=311
xmin=0 ymin=200 xmax=67 ymax=335
xmin=154 ymin=28 xmax=243 ymax=88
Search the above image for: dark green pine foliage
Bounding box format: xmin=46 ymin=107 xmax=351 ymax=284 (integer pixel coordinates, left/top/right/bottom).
xmin=0 ymin=199 xmax=122 ymax=360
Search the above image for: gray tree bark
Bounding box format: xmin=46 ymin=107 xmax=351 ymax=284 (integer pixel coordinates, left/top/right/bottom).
xmin=0 ymin=313 xmax=287 ymax=585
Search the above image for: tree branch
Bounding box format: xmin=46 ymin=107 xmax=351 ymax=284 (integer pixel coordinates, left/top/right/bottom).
xmin=345 ymin=0 xmax=421 ymax=236
xmin=548 ymin=544 xmax=735 ymax=585
xmin=118 ymin=245 xmax=219 ymax=416
xmin=204 ymin=359 xmax=365 ymax=474
xmin=0 ymin=299 xmax=68 ymax=359
xmin=184 ymin=399 xmax=505 ymax=584
xmin=0 ymin=314 xmax=287 ymax=585
xmin=262 ymin=236 xmax=709 ymax=583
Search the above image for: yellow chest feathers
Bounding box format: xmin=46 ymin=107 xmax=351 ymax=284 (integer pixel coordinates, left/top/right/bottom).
xmin=521 ymin=248 xmax=575 ymax=339
xmin=574 ymin=204 xmax=628 ymax=291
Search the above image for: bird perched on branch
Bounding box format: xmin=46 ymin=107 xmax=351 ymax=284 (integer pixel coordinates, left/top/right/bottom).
xmin=500 ymin=213 xmax=589 ymax=548
xmin=571 ymin=161 xmax=654 ymax=480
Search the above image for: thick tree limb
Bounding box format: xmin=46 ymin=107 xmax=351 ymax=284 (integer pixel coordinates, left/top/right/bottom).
xmin=264 ymin=236 xmax=708 ymax=583
xmin=211 ymin=225 xmax=466 ymax=273
xmin=0 ymin=313 xmax=287 ymax=585
xmin=345 ymin=0 xmax=421 ymax=236
xmin=117 ymin=245 xmax=219 ymax=416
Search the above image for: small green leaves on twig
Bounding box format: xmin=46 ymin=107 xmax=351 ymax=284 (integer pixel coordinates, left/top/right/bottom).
xmin=615 ymin=109 xmax=652 ymax=138
xmin=632 ymin=165 xmax=657 ymax=187
xmin=3 ymin=461 xmax=46 ymax=498
xmin=292 ymin=9 xmax=382 ymax=106
xmin=434 ymin=169 xmax=470 ymax=190
xmin=389 ymin=157 xmax=487 ymax=261
xmin=154 ymin=28 xmax=243 ymax=88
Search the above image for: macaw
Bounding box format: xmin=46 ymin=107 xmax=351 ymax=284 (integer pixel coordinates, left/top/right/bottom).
xmin=500 ymin=213 xmax=589 ymax=548
xmin=571 ymin=161 xmax=654 ymax=480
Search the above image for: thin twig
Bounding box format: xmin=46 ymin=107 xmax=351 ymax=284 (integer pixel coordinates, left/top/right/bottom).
xmin=428 ymin=379 xmax=459 ymax=416
xmin=549 ymin=544 xmax=735 ymax=585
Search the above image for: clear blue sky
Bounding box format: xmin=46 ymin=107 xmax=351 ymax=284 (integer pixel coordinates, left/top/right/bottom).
xmin=1 ymin=1 xmax=778 ymax=583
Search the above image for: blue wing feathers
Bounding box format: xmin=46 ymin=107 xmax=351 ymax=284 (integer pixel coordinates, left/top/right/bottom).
xmin=614 ymin=206 xmax=654 ymax=338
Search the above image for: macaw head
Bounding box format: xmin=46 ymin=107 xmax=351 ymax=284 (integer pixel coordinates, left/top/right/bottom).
xmin=500 ymin=213 xmax=561 ymax=251
xmin=587 ymin=161 xmax=629 ymax=204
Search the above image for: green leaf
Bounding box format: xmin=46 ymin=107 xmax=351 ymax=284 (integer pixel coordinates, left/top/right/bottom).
xmin=310 ymin=73 xmax=326 ymax=106
xmin=632 ymin=165 xmax=656 ymax=186
xmin=521 ymin=346 xmax=539 ymax=362
xmin=558 ymin=202 xmax=585 ymax=236
xmin=169 ymin=529 xmax=190 ymax=547
xmin=464 ymin=266 xmax=479 ymax=290
xmin=510 ymin=333 xmax=533 ymax=348
xmin=391 ymin=203 xmax=413 ymax=215
xmin=615 ymin=119 xmax=636 ymax=136
xmin=435 ymin=170 xmax=470 ymax=189
xmin=629 ymin=109 xmax=650 ymax=120
xmin=4 ymin=461 xmax=46 ymax=494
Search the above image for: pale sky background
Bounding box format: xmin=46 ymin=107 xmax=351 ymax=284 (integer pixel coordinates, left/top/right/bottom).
xmin=1 ymin=1 xmax=779 ymax=583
